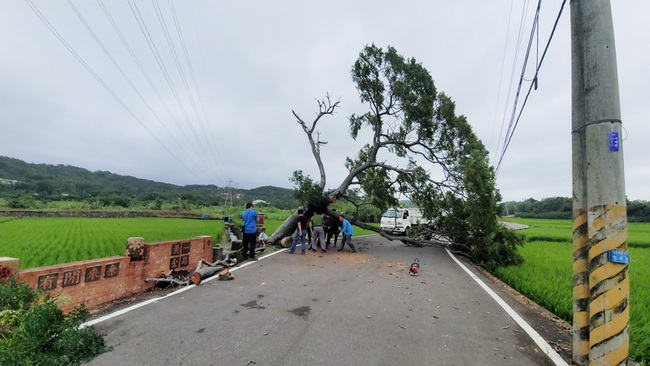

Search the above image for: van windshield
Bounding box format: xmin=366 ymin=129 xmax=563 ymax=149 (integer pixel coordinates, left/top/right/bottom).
xmin=382 ymin=209 xmax=398 ymax=218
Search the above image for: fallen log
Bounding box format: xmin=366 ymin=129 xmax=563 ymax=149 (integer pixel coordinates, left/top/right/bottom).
xmin=189 ymin=254 xmax=237 ymax=285
xmin=145 ymin=271 xmax=190 ymax=287
xmin=145 ymin=277 xmax=189 ymax=286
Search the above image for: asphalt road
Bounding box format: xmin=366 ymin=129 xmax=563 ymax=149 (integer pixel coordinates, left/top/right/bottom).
xmin=87 ymin=235 xmax=570 ymax=366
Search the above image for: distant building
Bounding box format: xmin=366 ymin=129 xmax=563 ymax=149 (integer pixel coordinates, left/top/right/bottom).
xmin=252 ymin=199 xmax=268 ymax=205
xmin=0 ymin=178 xmax=19 ymax=185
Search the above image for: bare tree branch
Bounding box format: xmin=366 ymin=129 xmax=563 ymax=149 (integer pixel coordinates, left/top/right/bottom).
xmin=291 ymin=93 xmax=340 ymax=190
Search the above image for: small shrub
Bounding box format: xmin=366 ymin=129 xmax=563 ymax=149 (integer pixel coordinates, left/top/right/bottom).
xmin=0 ymin=276 xmax=110 ymax=365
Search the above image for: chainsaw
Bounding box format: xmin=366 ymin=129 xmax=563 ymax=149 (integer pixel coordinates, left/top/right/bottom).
xmin=409 ymin=258 xmax=420 ymax=276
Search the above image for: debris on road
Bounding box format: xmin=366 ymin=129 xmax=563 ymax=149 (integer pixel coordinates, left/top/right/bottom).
xmin=409 ymin=258 xmax=420 ymax=276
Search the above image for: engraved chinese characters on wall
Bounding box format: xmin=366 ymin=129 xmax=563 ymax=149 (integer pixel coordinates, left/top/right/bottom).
xmin=85 ymin=266 xmax=102 ymax=283
xmin=37 ymin=273 xmax=58 ymax=291
xmin=171 ymin=243 xmax=181 ymax=256
xmin=169 ymin=242 xmax=191 ymax=270
xmin=62 ymin=269 xmax=81 ymax=287
xmin=180 ymin=255 xmax=190 ymax=267
xmin=170 ymin=257 xmax=180 ymax=269
xmin=105 ymin=262 xmax=120 ymax=278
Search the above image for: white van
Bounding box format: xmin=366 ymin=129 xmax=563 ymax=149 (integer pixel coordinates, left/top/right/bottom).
xmin=380 ymin=207 xmax=426 ymax=234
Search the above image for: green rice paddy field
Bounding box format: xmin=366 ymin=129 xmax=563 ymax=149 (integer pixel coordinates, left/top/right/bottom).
xmin=495 ymin=218 xmax=649 ymax=363
xmin=0 ymin=217 xmax=227 ymax=269
xmin=0 ymin=217 xmax=376 ymax=270
xmin=4 ymin=215 xmax=643 ymax=360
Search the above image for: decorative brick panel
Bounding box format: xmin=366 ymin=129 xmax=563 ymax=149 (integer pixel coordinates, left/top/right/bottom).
xmin=16 ymin=236 xmax=213 ymax=313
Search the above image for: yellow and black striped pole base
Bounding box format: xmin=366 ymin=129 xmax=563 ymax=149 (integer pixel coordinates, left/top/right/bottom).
xmin=587 ymin=204 xmax=629 ymax=366
xmin=573 ymin=207 xmax=590 ymax=365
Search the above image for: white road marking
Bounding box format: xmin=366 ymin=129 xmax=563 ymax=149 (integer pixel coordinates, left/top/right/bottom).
xmin=445 ymin=248 xmax=569 ymax=366
xmin=81 ymin=248 xmax=288 ymax=328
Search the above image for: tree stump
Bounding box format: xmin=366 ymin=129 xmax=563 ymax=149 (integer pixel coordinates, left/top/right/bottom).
xmin=280 ymin=236 xmax=293 ymax=248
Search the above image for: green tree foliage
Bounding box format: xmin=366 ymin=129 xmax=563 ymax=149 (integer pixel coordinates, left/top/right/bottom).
xmin=339 ymin=44 xmax=521 ymax=268
xmin=289 ymin=170 xmax=324 ymax=207
xmin=627 ymin=199 xmax=650 ymax=222
xmin=504 ymin=197 xmax=573 ymax=219
xmin=504 ymin=196 xmax=650 ymax=222
xmin=0 ymin=276 xmax=110 ymax=365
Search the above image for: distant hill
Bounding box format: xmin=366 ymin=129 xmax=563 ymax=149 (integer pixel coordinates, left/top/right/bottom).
xmin=0 ymin=156 xmax=298 ymax=209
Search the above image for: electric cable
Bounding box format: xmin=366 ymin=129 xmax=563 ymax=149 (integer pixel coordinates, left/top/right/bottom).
xmin=24 ymin=0 xmax=208 ymax=183
xmin=489 ymin=0 xmax=516 ymax=164
xmin=155 ymin=0 xmax=225 ymax=180
xmin=495 ymin=0 xmax=568 ymax=174
xmin=128 ymin=0 xmax=222 ymax=181
xmin=493 ymin=0 xmax=533 ymax=166
xmin=495 ymin=0 xmax=541 ymax=174
xmin=167 ymin=0 xmax=227 ymax=181
xmin=67 ymin=0 xmax=216 ymax=183
xmin=96 ymin=0 xmax=208 ymax=170
xmin=150 ymin=0 xmax=213 ymax=167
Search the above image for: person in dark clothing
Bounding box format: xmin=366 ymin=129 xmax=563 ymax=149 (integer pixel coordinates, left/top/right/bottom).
xmin=324 ymin=211 xmax=340 ymax=248
xmin=242 ymin=202 xmax=258 ymax=260
xmin=289 ymin=209 xmax=309 ymax=254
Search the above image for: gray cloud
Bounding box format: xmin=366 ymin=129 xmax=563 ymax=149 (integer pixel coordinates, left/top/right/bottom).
xmin=0 ymin=1 xmax=647 ymax=201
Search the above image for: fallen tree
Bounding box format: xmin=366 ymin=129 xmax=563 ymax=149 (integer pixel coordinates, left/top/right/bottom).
xmin=267 ymin=44 xmax=523 ymax=270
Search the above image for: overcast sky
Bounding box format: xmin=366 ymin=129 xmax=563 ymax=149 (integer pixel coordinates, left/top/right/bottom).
xmin=0 ymin=1 xmax=647 ymax=201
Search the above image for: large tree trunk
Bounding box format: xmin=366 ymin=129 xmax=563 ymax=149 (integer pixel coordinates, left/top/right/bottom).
xmin=267 ymin=212 xmax=299 ymax=245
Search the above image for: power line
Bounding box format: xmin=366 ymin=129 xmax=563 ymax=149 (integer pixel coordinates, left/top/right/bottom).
xmin=150 ymin=0 xmax=215 ymax=171
xmin=23 ymin=0 xmax=206 ymax=183
xmin=489 ymin=0 xmax=516 ymax=164
xmin=154 ymin=0 xmax=225 ymax=181
xmin=127 ymin=0 xmax=223 ymax=181
xmin=495 ymin=0 xmax=542 ymax=173
xmin=167 ymin=0 xmax=227 ymax=181
xmin=67 ymin=0 xmax=215 ymax=183
xmin=493 ymin=0 xmax=534 ymax=167
xmin=95 ymin=0 xmax=218 ymax=183
xmin=495 ymin=0 xmax=568 ymax=174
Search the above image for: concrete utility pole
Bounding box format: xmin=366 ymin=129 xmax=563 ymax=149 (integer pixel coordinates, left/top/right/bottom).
xmin=571 ymin=1 xmax=629 ymax=365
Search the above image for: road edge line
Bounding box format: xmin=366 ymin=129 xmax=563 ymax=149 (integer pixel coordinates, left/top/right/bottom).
xmin=81 ymin=248 xmax=288 ymax=328
xmin=445 ymin=248 xmax=568 ymax=366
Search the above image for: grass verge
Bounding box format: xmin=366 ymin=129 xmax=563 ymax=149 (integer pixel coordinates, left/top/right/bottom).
xmin=495 ymin=219 xmax=650 ymax=363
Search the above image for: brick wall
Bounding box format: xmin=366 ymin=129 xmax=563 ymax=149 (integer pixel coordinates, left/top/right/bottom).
xmin=15 ymin=236 xmax=213 ymax=313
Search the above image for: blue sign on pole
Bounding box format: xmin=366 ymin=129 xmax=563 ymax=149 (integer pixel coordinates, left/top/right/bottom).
xmin=608 ymin=250 xmax=629 ymax=264
xmin=609 ymin=132 xmax=619 ymax=152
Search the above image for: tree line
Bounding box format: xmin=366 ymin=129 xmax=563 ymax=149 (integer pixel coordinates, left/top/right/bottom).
xmin=503 ymin=196 xmax=650 ymax=222
xmin=0 ymin=156 xmax=299 ymax=210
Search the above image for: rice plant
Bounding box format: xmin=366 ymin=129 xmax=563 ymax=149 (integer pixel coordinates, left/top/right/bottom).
xmin=494 ymin=220 xmax=650 ymax=363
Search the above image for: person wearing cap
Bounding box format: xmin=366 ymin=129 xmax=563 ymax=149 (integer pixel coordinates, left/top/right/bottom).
xmin=242 ymin=202 xmax=259 ymax=260
xmin=337 ymin=214 xmax=355 ymax=253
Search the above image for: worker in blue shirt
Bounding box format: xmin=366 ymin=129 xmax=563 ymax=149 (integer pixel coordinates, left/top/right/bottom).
xmin=242 ymin=202 xmax=258 ymax=260
xmin=337 ymin=214 xmax=356 ymax=253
